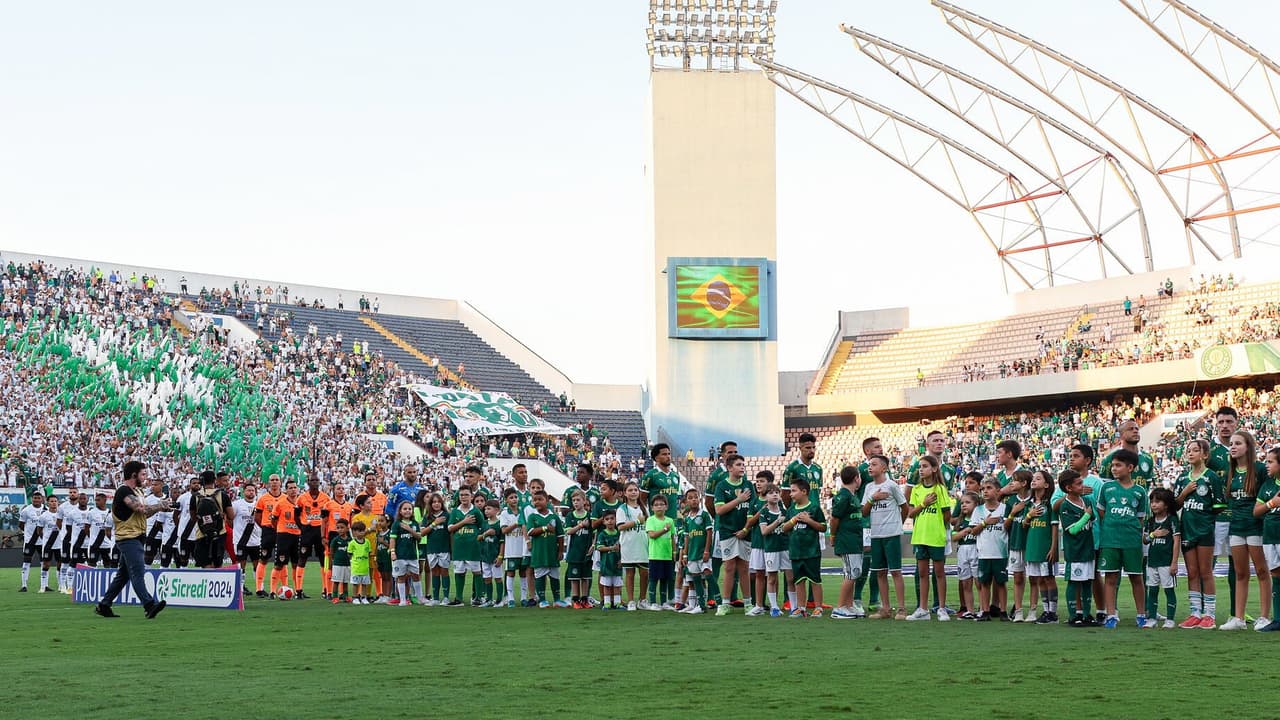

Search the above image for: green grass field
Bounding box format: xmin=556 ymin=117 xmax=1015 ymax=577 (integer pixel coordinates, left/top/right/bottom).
xmin=4 ymin=566 xmax=1276 ymax=719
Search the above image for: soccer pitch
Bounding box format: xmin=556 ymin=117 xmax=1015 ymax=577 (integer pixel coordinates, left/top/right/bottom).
xmin=3 ymin=567 xmax=1271 ymax=719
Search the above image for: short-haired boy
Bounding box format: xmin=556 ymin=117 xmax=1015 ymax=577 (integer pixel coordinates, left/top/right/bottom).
xmin=1097 ymin=448 xmax=1149 ymax=628
xmin=327 ymin=518 xmax=353 ymax=604
xmin=596 ymin=511 xmax=624 ymax=610
xmin=479 ymin=500 xmax=504 ymax=608
xmin=526 ymin=490 xmax=566 ymax=608
xmin=347 ymin=520 xmax=373 ymax=604
xmin=678 ymin=489 xmax=712 ymax=614
xmin=783 ymin=478 xmax=826 ymax=618
xmin=830 ymin=465 xmax=865 ymax=619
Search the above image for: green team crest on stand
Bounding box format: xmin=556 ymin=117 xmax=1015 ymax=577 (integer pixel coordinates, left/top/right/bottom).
xmin=408 ymin=384 xmax=574 ymax=436
xmin=1200 ymin=345 xmax=1232 ymax=379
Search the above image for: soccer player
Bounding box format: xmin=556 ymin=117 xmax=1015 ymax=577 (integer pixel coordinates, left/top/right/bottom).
xmin=1096 ymin=449 xmax=1149 ymax=628
xmin=1002 ymin=470 xmax=1033 ymax=622
xmin=993 ymin=440 xmax=1024 ymax=496
xmin=294 ymin=475 xmax=332 ymax=598
xmin=143 ymin=477 xmax=168 ymax=565
xmin=713 ymin=454 xmax=755 ymax=616
xmin=830 ymin=466 xmax=865 ymax=619
xmin=268 ymin=480 xmax=303 ymax=598
xmin=328 ymin=519 xmax=353 ymax=603
xmin=388 ymin=500 xmax=425 ymax=606
xmin=678 ymin=489 xmax=712 ymax=614
xmin=563 ymin=490 xmax=594 ymax=609
xmin=17 ymin=490 xmax=45 ymax=591
xmin=906 ymin=431 xmax=956 ymax=491
xmin=1208 ymin=407 xmax=1238 ymax=615
xmin=782 ymin=432 xmax=823 ymax=506
xmin=906 ymin=455 xmax=951 ymax=621
xmin=385 ymin=466 xmax=422 ymax=517
xmin=702 ymin=441 xmax=737 ymax=607
xmin=1143 ymin=488 xmax=1180 ymax=629
xmin=173 ymin=476 xmax=201 ymax=568
xmin=644 ymin=495 xmax=677 ymax=610
xmin=1058 ymin=470 xmax=1097 ymax=627
xmin=454 ymin=465 xmax=493 ymax=506
xmin=1222 ymin=430 xmax=1270 ymax=630
xmin=1176 ymin=439 xmax=1223 ymax=628
xmin=782 ymin=478 xmax=826 ymax=619
xmin=422 ymin=493 xmax=451 ymax=604
xmin=1098 ymin=419 xmax=1155 ymax=487
xmin=596 ymin=511 xmax=624 ymax=610
xmin=641 ymin=444 xmax=682 ymax=515
xmin=232 ymin=483 xmax=262 ymax=593
xmin=861 ymin=454 xmax=907 ymax=620
xmin=1254 ymin=447 xmax=1280 ymax=632
xmin=39 ymin=496 xmax=63 ymax=592
xmin=752 ymin=483 xmax=789 ymax=617
xmin=971 ymin=478 xmax=1009 ymax=621
xmin=526 ymin=490 xmax=566 ymax=608
xmin=348 ymin=520 xmax=374 ymax=604
xmin=447 ymin=486 xmax=486 ymax=606
xmin=67 ymin=492 xmax=92 ymax=581
xmin=478 ymin=500 xmax=504 ymax=607
xmin=88 ymin=492 xmax=116 ymax=568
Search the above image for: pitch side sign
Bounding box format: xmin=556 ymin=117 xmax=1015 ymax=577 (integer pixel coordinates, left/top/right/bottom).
xmin=73 ymin=565 xmax=243 ymax=610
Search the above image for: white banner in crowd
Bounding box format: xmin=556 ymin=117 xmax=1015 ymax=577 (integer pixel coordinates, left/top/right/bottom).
xmin=406 ymin=384 xmax=575 ymax=436
xmin=73 ymin=565 xmax=243 ymax=610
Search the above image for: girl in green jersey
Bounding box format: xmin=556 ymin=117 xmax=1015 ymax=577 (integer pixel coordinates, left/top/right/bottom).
xmin=1176 ymin=439 xmax=1219 ymax=628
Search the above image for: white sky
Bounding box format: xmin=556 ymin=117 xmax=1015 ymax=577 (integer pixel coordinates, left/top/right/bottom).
xmin=4 ymin=1 xmax=1280 ymax=385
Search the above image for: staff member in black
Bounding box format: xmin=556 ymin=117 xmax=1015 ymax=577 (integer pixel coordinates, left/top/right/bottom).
xmin=95 ymin=460 xmax=173 ymax=619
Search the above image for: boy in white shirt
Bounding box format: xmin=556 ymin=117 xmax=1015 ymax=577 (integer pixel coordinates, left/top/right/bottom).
xmin=860 ymin=455 xmax=908 ymax=620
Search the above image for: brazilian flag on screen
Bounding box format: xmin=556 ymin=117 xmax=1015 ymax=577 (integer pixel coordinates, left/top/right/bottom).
xmin=675 ymin=265 xmax=761 ymax=329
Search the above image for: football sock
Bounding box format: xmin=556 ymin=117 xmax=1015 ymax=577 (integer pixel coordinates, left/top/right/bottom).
xmin=294 ymin=566 xmax=305 ymax=590
xmin=1272 ymin=580 xmax=1280 ymax=621
xmin=1227 ymin=556 xmax=1236 ymax=612
xmin=255 ymin=563 xmax=266 ymax=591
xmin=1205 ymin=594 xmax=1217 ymax=618
xmin=692 ymin=577 xmax=705 ymax=608
xmin=1164 ymin=588 xmax=1177 ymax=619
xmin=648 ymin=577 xmax=657 ymax=604
xmin=765 ymin=589 xmax=777 ymax=608
xmin=504 ymin=576 xmax=513 ymax=601
xmin=431 ymin=574 xmax=441 ymax=600
xmin=40 ymin=569 xmax=49 ymax=591
xmin=397 ymin=581 xmax=408 ymax=604
xmin=787 ymin=590 xmax=798 ymax=610
xmin=550 ymin=576 xmax=561 ymax=600
xmin=454 ymin=573 xmax=465 ymax=601
xmin=20 ymin=563 xmax=30 ymax=588
xmin=441 ymin=574 xmax=450 ymax=598
xmin=663 ymin=577 xmax=674 ymax=604
xmin=535 ymin=576 xmax=546 ymax=600
xmin=1188 ymin=590 xmax=1202 ymax=616
xmin=412 ymin=580 xmax=425 ymax=604
xmin=709 ymin=557 xmax=723 ymax=602
xmin=1145 ymin=586 xmax=1158 ymax=618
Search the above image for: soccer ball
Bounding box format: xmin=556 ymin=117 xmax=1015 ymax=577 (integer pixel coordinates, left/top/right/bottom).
xmin=278 ymin=586 xmax=295 ymax=600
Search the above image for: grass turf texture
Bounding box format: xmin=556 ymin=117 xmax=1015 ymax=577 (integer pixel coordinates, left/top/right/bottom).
xmin=2 ymin=567 xmax=1274 ymax=720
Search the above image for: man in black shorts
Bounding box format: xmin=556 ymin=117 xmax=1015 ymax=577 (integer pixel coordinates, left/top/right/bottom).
xmin=294 ymin=475 xmax=331 ymax=599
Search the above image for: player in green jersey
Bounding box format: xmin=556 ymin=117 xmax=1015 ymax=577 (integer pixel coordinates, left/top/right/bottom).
xmin=1142 ymin=488 xmax=1180 ymax=629
xmin=1001 ymin=470 xmax=1033 ymax=622
xmin=1175 ymin=438 xmax=1223 ymax=628
xmin=1096 ymin=449 xmax=1149 ymax=628
xmin=641 ymin=444 xmax=683 ymax=514
xmin=1222 ymin=430 xmax=1271 ymax=630
xmin=591 ymin=479 xmax=623 ymax=604
xmin=450 ymin=466 xmax=492 ymax=508
xmin=564 ymin=489 xmax=595 ymax=609
xmin=1098 ymin=420 xmax=1156 ymax=487
xmin=447 ymin=487 xmax=487 ymax=606
xmin=781 ymin=432 xmax=823 ymax=506
xmin=713 ymin=454 xmax=755 ymax=616
xmin=702 ymin=441 xmax=736 ymax=607
xmin=388 ymin=500 xmax=425 ymax=606
xmin=1023 ymin=470 xmax=1059 ymax=624
xmin=907 ymin=431 xmax=957 ymax=492
xmin=743 ymin=470 xmax=773 ymax=611
xmin=419 ymin=493 xmax=451 ymax=604
xmin=830 ymin=466 xmax=865 ymax=619
xmin=678 ymin=488 xmax=713 ymax=614
xmin=1208 ymin=407 xmax=1238 ymax=616
xmin=526 ymin=490 xmax=566 ymax=608
xmin=1057 ymin=470 xmax=1097 ymax=627
xmin=595 ymin=511 xmax=623 ymax=610
xmin=783 ymin=478 xmax=827 ymax=618
xmin=1252 ymin=447 xmax=1280 ymax=632
xmin=752 ymin=484 xmax=790 ymax=617
xmin=478 ymin=500 xmax=503 ymax=607
xmin=328 ymin=518 xmax=353 ymax=603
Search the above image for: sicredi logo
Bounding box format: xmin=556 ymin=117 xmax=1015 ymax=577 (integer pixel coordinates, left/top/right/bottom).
xmin=150 ymin=571 xmax=239 ymax=607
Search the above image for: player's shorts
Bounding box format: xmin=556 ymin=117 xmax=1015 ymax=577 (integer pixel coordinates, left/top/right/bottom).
xmin=566 ymin=561 xmax=592 ymax=580
xmin=259 ymin=527 xmax=277 ymax=558
xmin=622 ymin=561 xmax=646 ymax=570
xmin=1005 ymin=549 xmax=1025 ymax=573
xmin=913 ymin=545 xmax=945 ymax=562
xmin=452 ymin=560 xmax=482 ymax=574
xmin=1098 ymin=547 xmax=1144 ymax=575
xmin=145 ymin=536 xmax=162 ymax=556
xmin=506 ymin=556 xmax=530 ymax=572
xmin=298 ymin=527 xmax=326 ymax=561
xmin=764 ymin=551 xmax=791 ymax=573
xmin=1065 ymin=560 xmax=1096 ymax=581
xmin=749 ymin=547 xmax=766 ymax=572
xmin=274 ymin=534 xmax=300 ymax=566
xmin=534 ymin=566 xmax=561 ymax=579
xmin=1214 ymin=521 xmax=1230 ymax=556
xmin=1266 ymin=544 xmax=1280 ymax=572
xmin=193 ymin=536 xmax=225 ymax=568
xmin=179 ymin=538 xmax=194 ymax=560
xmin=427 ymin=553 xmax=451 ymax=570
xmin=1181 ymin=523 xmax=1214 ymax=548
xmin=718 ymin=537 xmax=750 ymax=561
xmin=240 ymin=545 xmax=262 ymax=564
xmin=685 ymin=560 xmax=710 ymax=576
xmin=600 ymin=575 xmax=623 ymax=587
xmin=392 ymin=559 xmax=419 ymax=577
xmin=791 ymin=556 xmax=820 ymax=585
xmin=482 ymin=562 xmax=502 ymax=580
xmin=956 ymin=545 xmax=978 ymax=581
xmin=350 ymin=574 xmax=371 ymax=586
xmin=1229 ymin=534 xmax=1263 ymax=547
xmin=838 ymin=553 xmax=863 ymax=581
xmin=648 ymin=559 xmax=674 ymax=581
xmin=22 ymin=541 xmax=38 ymax=563
xmin=1026 ymin=561 xmax=1051 ymax=578
xmin=1144 ymin=565 xmax=1175 ymax=589
xmin=978 ymin=558 xmax=1008 ymax=585
xmin=43 ymin=547 xmax=61 ymax=564
xmin=331 ymin=566 xmax=352 ymax=583
xmin=869 ymin=536 xmax=902 ymax=572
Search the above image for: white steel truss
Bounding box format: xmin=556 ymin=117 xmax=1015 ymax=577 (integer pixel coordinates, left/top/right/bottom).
xmin=754 ymin=56 xmax=1057 ymax=290
xmin=845 ymin=25 xmax=1153 ymax=284
xmin=934 ymin=0 xmax=1240 ymax=264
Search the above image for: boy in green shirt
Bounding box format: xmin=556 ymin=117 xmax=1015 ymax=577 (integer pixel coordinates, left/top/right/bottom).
xmin=1096 ymin=449 xmax=1149 ymax=628
xmin=447 ymin=487 xmax=487 ymax=607
xmin=347 ymin=520 xmax=373 ymax=604
xmin=830 ymin=465 xmax=865 ymax=619
xmin=753 ymin=484 xmax=791 ymax=617
xmin=478 ymin=500 xmax=503 ymax=608
xmin=327 ymin=518 xmax=353 ymax=604
xmin=678 ymin=489 xmax=712 ymax=614
xmin=564 ymin=489 xmax=595 ymax=609
xmin=596 ymin=511 xmax=623 ymax=610
xmin=783 ymin=478 xmax=827 ymax=618
xmin=645 ymin=495 xmax=676 ymax=609
xmin=526 ymin=490 xmax=566 ymax=608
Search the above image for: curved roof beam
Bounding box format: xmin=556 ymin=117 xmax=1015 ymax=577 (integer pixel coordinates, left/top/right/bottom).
xmin=934 ymin=0 xmax=1239 ymax=264
xmin=753 ymin=56 xmax=1052 ymax=290
xmin=845 ymin=26 xmax=1152 ymax=280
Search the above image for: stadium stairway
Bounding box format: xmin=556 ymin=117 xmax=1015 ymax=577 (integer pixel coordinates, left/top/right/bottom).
xmin=267 ymin=306 xmax=648 ymax=462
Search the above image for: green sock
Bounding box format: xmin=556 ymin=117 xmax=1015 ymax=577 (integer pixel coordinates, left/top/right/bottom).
xmin=1165 ymin=588 xmax=1177 ymax=619
xmin=431 ymin=575 xmax=441 ymax=600
xmin=1081 ymin=581 xmax=1093 ymax=616
xmin=709 ymin=557 xmax=723 ymax=602
xmin=1145 ymin=586 xmax=1158 ymax=618
xmin=472 ymin=575 xmax=480 ymax=601
xmin=692 ymin=577 xmax=705 ymax=609
xmin=648 ymin=577 xmax=658 ymax=604
xmin=441 ymin=574 xmax=450 ymax=598
xmin=1272 ymin=580 xmax=1280 ymax=621
xmin=535 ymin=576 xmax=546 ymax=601
xmin=1067 ymin=582 xmax=1079 ymax=616
xmin=453 ymin=573 xmax=465 ymax=600
xmin=550 ymin=576 xmax=561 ymax=600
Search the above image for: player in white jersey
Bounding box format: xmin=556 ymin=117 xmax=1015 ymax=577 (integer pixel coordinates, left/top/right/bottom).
xmin=87 ymin=492 xmax=117 ymax=568
xmin=17 ymin=491 xmax=46 ymax=591
xmin=38 ymin=496 xmax=63 ymax=592
xmin=60 ymin=494 xmax=92 ymax=593
xmin=143 ymin=478 xmax=168 ymax=564
xmin=156 ymin=491 xmax=179 ymax=567
xmin=173 ymin=477 xmax=200 ymax=567
xmin=231 ymin=483 xmax=262 ymax=585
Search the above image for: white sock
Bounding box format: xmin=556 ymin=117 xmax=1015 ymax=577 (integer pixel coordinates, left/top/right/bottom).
xmin=412 ymin=580 xmax=425 ymax=604
xmin=1188 ymin=590 xmax=1202 ymax=616
xmin=40 ymin=569 xmax=48 ymax=589
xmin=397 ymin=582 xmax=408 ymax=604
xmin=765 ymin=591 xmax=777 ymax=608
xmin=787 ymin=590 xmax=798 ymax=608
xmin=21 ymin=563 xmax=30 ymax=588
xmin=505 ymin=576 xmax=514 ymax=601
xmin=1205 ymin=595 xmax=1217 ymax=618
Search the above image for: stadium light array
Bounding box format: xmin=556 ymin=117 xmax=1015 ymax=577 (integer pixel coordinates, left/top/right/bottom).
xmin=647 ymin=0 xmax=776 ymax=71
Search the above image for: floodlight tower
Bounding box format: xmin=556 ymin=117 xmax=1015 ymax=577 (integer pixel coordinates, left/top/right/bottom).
xmin=645 ymin=0 xmax=784 ymax=458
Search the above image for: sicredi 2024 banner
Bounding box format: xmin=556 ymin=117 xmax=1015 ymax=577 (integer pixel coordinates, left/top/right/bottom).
xmin=73 ymin=565 xmax=243 ymax=610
